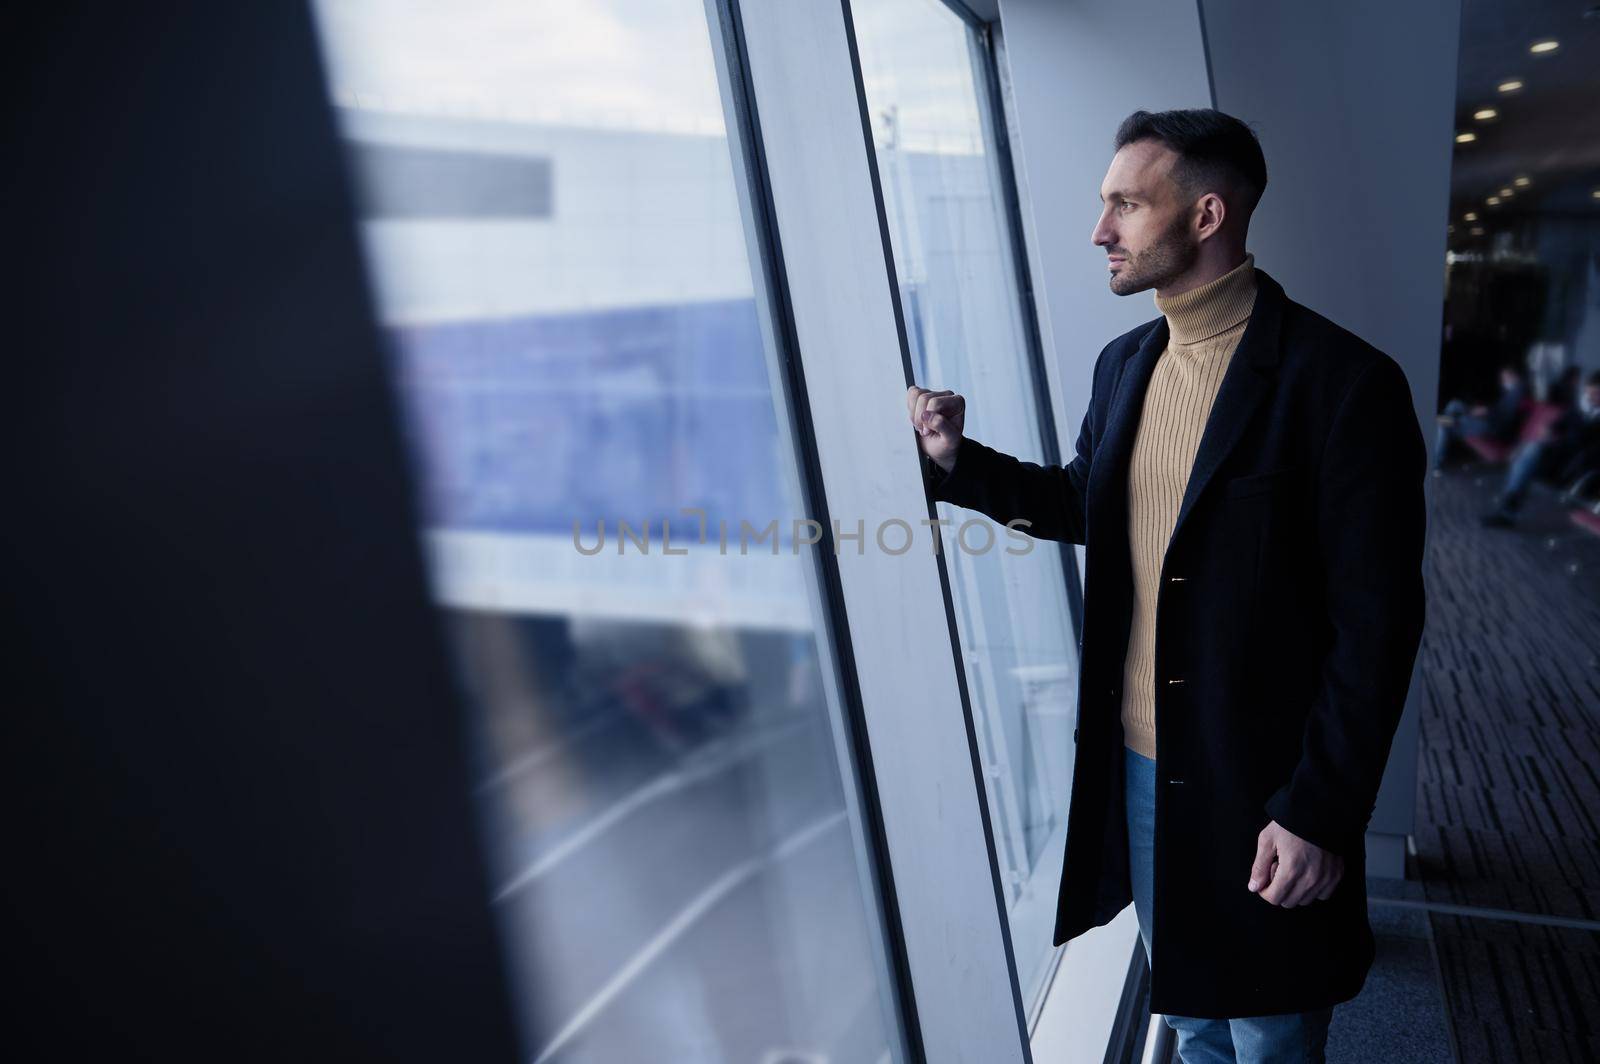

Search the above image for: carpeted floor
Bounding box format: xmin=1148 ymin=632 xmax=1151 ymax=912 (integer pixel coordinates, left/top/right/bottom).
xmin=1328 ymin=876 xmax=1454 ymax=1063
xmin=1411 ymin=465 xmax=1600 ymax=1063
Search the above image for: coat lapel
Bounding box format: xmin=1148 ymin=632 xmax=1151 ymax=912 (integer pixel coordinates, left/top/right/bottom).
xmin=1089 ymin=316 xmax=1169 ymax=516
xmin=1167 ymin=269 xmax=1286 ymax=549
xmin=1088 ymin=268 xmax=1288 ymax=546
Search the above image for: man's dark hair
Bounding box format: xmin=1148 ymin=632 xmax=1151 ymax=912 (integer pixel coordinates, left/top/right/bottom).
xmin=1114 ymin=108 xmax=1268 ymax=216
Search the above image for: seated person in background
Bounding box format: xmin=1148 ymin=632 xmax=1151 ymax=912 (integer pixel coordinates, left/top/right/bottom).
xmin=1481 ymin=369 xmax=1600 ymax=528
xmin=1550 ymin=422 xmax=1600 ymax=504
xmin=1548 ymin=365 xmax=1583 ymax=407
xmin=1433 ymin=364 xmax=1528 ymax=472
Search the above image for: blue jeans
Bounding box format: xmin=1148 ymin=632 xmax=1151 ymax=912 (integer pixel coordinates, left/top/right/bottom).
xmin=1494 ymin=439 xmax=1550 ymax=515
xmin=1124 ymin=745 xmax=1334 ymax=1063
xmin=1433 ymin=397 xmax=1495 ymax=468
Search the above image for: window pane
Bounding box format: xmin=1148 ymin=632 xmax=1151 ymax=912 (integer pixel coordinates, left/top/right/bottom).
xmin=309 ymin=3 xmax=906 ymax=1061
xmin=851 ymin=0 xmax=1081 ymax=1009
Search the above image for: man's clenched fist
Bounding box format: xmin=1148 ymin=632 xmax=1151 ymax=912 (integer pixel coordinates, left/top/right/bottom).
xmin=1248 ymin=820 xmax=1345 ymax=907
xmin=907 ymin=385 xmax=965 ymax=472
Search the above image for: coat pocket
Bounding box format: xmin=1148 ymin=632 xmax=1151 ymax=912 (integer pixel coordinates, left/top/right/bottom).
xmin=1222 ymin=466 xmax=1294 ymax=500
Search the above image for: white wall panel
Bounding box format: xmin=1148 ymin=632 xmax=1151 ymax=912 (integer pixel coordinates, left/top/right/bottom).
xmin=1201 ymin=0 xmax=1460 ymax=872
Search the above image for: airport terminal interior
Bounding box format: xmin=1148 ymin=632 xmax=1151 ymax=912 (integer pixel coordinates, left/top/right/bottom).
xmin=10 ymin=1 xmax=1600 ymax=1062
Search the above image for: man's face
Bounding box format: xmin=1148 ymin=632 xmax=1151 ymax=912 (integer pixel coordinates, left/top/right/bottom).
xmin=1091 ymin=140 xmax=1200 ymax=296
xmin=1582 ymin=383 xmax=1600 ymax=413
xmin=1500 ymin=369 xmax=1521 ymax=392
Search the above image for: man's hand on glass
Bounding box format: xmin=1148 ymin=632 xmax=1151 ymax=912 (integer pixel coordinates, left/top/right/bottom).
xmin=907 ymin=385 xmax=965 ymax=473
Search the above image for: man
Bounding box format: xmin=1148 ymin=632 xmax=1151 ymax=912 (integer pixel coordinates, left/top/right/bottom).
xmin=1481 ymin=369 xmax=1600 ymax=528
xmin=1432 ymin=364 xmax=1527 ymax=472
xmin=907 ymin=109 xmax=1426 ymax=1062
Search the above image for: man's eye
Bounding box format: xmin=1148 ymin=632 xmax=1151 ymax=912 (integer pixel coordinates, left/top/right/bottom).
xmin=1119 ymin=202 xmax=1136 ymax=213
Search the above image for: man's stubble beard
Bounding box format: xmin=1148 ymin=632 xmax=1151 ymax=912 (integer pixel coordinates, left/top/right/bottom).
xmin=1108 ymin=213 xmax=1199 ymax=296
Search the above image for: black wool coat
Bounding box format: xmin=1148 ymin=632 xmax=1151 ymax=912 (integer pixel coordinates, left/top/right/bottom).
xmin=923 ymin=268 xmax=1427 ymax=1018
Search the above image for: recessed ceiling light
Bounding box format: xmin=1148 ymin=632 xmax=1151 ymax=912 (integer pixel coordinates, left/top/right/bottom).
xmin=1471 ymin=227 xmax=1486 ymax=235
xmin=1486 ymin=196 xmax=1501 ymax=205
xmin=1529 ymin=39 xmax=1560 ymax=55
xmin=1513 ymin=176 xmax=1531 ymax=188
xmin=1592 ymin=188 xmax=1600 ymax=199
xmin=1455 ymin=131 xmax=1477 ymax=143
xmin=1498 ymin=79 xmax=1524 ymax=93
xmin=1474 ymin=107 xmax=1498 ymax=121
xmin=1464 ymin=211 xmax=1478 ymax=221
xmin=1500 ymin=188 xmax=1515 ymax=197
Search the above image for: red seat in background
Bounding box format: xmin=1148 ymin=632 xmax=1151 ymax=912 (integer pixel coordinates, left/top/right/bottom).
xmin=1465 ymin=399 xmax=1565 ymax=463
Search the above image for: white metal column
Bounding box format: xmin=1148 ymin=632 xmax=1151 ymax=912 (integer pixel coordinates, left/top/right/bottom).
xmin=707 ymin=1 xmax=1032 ymax=1060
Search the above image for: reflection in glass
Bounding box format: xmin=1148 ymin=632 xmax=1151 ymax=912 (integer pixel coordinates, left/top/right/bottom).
xmin=851 ymin=0 xmax=1082 ymax=1010
xmin=309 ymin=3 xmax=905 ymax=1060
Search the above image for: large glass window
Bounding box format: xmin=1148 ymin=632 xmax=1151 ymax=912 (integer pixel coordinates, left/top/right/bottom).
xmin=850 ymin=0 xmax=1082 ymax=1011
xmin=309 ymin=3 xmax=907 ymax=1060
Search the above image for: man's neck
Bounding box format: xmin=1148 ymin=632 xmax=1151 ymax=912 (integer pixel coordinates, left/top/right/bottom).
xmin=1155 ymin=247 xmax=1250 ymax=299
xmin=1155 ymin=253 xmax=1257 ymax=345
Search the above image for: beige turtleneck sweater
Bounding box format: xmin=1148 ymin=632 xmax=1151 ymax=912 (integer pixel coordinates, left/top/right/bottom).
xmin=1120 ymin=253 xmax=1258 ymax=760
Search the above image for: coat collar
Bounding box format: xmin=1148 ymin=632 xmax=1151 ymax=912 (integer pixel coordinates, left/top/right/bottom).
xmin=1089 ymin=268 xmax=1287 ymax=549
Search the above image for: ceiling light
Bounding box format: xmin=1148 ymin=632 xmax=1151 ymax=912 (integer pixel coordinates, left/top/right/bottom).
xmin=1474 ymin=108 xmax=1498 ymax=121
xmin=1486 ymin=196 xmax=1501 ymax=205
xmin=1529 ymin=39 xmax=1560 ymax=55
xmin=1464 ymin=212 xmax=1478 ymax=221
xmin=1500 ymin=188 xmax=1515 ymax=197
xmin=1513 ymin=176 xmax=1531 ymax=188
xmin=1455 ymin=131 xmax=1477 ymax=143
xmin=1471 ymin=227 xmax=1485 ymax=235
xmin=1498 ymin=79 xmax=1524 ymax=93
xmin=1593 ymin=188 xmax=1600 ymax=200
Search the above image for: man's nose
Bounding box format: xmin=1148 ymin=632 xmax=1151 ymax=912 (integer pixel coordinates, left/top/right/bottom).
xmin=1091 ymin=213 xmax=1114 ymax=247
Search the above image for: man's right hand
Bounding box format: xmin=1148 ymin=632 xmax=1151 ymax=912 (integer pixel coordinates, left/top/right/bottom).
xmin=907 ymin=385 xmax=965 ymax=472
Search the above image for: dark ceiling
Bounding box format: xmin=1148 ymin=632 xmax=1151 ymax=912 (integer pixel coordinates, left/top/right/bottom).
xmin=1449 ymin=0 xmax=1600 ymax=241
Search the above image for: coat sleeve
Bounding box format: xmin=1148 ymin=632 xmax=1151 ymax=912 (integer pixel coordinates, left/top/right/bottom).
xmin=920 ymin=341 xmax=1119 ymax=545
xmin=1264 ymin=354 xmax=1428 ymax=857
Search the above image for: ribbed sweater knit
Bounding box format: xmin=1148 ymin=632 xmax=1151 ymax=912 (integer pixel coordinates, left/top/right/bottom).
xmin=1120 ymin=253 xmax=1258 ymax=760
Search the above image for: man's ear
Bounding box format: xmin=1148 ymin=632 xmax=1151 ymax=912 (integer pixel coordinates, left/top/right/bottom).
xmin=1195 ymin=192 xmax=1227 ymax=241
